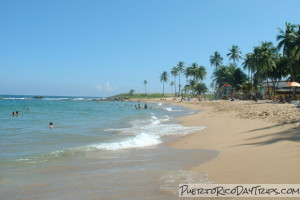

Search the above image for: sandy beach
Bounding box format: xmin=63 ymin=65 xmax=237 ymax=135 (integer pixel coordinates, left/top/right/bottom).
xmin=141 ymin=98 xmax=300 ymax=198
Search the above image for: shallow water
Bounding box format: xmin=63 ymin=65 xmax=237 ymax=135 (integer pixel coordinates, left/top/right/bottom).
xmin=0 ymin=95 xmax=217 ymax=199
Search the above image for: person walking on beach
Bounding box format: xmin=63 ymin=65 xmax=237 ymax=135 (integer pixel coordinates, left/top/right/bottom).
xmin=252 ymin=94 xmax=257 ymax=102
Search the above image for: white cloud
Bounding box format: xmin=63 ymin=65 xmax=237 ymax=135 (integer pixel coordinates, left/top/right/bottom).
xmin=95 ymin=82 xmax=116 ymax=92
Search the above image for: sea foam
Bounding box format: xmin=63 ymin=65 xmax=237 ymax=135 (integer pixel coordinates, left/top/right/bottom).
xmin=163 ymin=107 xmax=184 ymax=112
xmin=87 ymin=113 xmax=204 ymax=151
xmin=86 ymin=132 xmax=162 ymax=151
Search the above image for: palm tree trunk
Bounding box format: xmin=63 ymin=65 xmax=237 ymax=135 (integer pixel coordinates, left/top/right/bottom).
xmin=266 ymin=77 xmax=271 ymax=100
xmin=289 ymin=60 xmax=295 ymax=82
xmin=174 ymin=76 xmax=177 ymax=96
xmin=178 ymin=74 xmax=181 ymax=97
xmin=163 ymin=82 xmax=165 ymax=96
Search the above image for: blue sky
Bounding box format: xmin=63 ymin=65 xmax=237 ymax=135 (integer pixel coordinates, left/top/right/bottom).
xmin=0 ymin=0 xmax=300 ymax=97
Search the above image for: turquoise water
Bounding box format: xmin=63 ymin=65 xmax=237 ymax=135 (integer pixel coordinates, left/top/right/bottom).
xmin=0 ymin=95 xmax=216 ymax=200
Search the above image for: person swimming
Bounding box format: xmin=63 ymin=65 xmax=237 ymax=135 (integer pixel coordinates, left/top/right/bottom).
xmin=12 ymin=111 xmax=19 ymax=116
xmin=49 ymin=122 xmax=54 ymax=128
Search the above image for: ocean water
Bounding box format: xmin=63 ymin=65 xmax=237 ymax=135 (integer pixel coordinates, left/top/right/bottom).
xmin=0 ymin=95 xmax=218 ymax=200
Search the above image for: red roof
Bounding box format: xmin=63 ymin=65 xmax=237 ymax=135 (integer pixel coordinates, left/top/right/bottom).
xmin=222 ymin=84 xmax=232 ymax=87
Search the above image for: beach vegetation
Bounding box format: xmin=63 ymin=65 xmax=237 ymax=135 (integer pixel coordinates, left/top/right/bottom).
xmin=177 ymin=61 xmax=185 ymax=96
xmin=210 ymin=51 xmax=223 ymax=69
xmin=210 ymin=22 xmax=300 ymax=99
xmin=121 ymin=22 xmax=300 ymax=100
xmin=227 ymin=45 xmax=242 ymax=64
xmin=212 ymin=64 xmax=248 ymax=90
xmin=129 ymin=89 xmax=135 ymax=96
xmin=170 ymin=81 xmax=175 ymax=94
xmin=171 ymin=66 xmax=179 ymax=96
xmin=111 ymin=93 xmax=173 ymax=99
xmin=276 ymin=22 xmax=300 ymax=82
xmin=143 ymin=80 xmax=147 ymax=94
xmin=160 ymin=71 xmax=169 ymax=96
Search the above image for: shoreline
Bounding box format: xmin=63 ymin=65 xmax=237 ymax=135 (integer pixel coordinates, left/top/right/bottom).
xmin=140 ymin=99 xmax=300 ymax=185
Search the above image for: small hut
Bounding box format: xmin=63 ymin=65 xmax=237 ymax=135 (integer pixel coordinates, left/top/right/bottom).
xmin=221 ymin=83 xmax=232 ymax=99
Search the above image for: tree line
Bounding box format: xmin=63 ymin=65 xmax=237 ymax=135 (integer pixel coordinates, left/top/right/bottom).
xmin=159 ymin=22 xmax=300 ymax=99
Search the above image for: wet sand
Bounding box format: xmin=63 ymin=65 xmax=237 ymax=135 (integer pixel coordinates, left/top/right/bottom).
xmin=140 ymin=98 xmax=300 ymax=199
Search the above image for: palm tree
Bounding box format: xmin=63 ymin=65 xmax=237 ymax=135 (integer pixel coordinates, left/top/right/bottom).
xmin=185 ymin=63 xmax=207 ymax=82
xmin=171 ymin=66 xmax=179 ymax=96
xmin=254 ymin=42 xmax=278 ymax=99
xmin=269 ymin=54 xmax=289 ymax=95
xmin=177 ymin=61 xmax=185 ymax=96
xmin=194 ymin=82 xmax=208 ymax=96
xmin=194 ymin=65 xmax=207 ymax=82
xmin=293 ymin=25 xmax=300 ymax=81
xmin=294 ymin=25 xmax=300 ymax=60
xmin=277 ymin=22 xmax=297 ymax=81
xmin=143 ymin=80 xmax=147 ymax=94
xmin=188 ymin=79 xmax=197 ymax=96
xmin=129 ymin=89 xmax=135 ymax=96
xmin=227 ymin=45 xmax=242 ymax=63
xmin=277 ymin=22 xmax=296 ymax=56
xmin=170 ymin=81 xmax=175 ymax=94
xmin=212 ymin=65 xmax=231 ymax=88
xmin=212 ymin=64 xmax=247 ymax=90
xmin=185 ymin=63 xmax=197 ymax=80
xmin=210 ymin=51 xmax=223 ymax=68
xmin=160 ymin=71 xmax=169 ymax=96
xmin=243 ymin=53 xmax=256 ymax=85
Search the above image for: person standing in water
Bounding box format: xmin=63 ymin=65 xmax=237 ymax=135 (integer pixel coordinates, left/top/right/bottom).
xmin=49 ymin=122 xmax=54 ymax=128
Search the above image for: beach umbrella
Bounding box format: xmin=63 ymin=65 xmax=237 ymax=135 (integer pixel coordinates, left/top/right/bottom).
xmin=286 ymin=82 xmax=300 ymax=87
xmin=286 ymin=82 xmax=300 ymax=97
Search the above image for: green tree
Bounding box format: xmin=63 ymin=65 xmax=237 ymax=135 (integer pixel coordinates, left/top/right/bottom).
xmin=194 ymin=65 xmax=207 ymax=82
xmin=185 ymin=63 xmax=207 ymax=82
xmin=171 ymin=66 xmax=179 ymax=96
xmin=232 ymin=67 xmax=248 ymax=88
xmin=212 ymin=64 xmax=248 ymax=90
xmin=254 ymin=42 xmax=278 ymax=99
xmin=227 ymin=45 xmax=242 ymax=63
xmin=294 ymin=25 xmax=300 ymax=60
xmin=129 ymin=89 xmax=135 ymax=96
xmin=269 ymin=54 xmax=289 ymax=95
xmin=160 ymin=71 xmax=169 ymax=96
xmin=177 ymin=61 xmax=185 ymax=96
xmin=210 ymin=51 xmax=223 ymax=68
xmin=194 ymin=82 xmax=208 ymax=95
xmin=243 ymin=53 xmax=256 ymax=86
xmin=143 ymin=80 xmax=147 ymax=94
xmin=170 ymin=81 xmax=175 ymax=94
xmin=277 ymin=22 xmax=297 ymax=81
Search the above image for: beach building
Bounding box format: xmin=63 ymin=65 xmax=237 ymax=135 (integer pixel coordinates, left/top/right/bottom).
xmin=220 ymin=84 xmax=233 ymax=99
xmin=218 ymin=84 xmax=244 ymax=99
xmin=262 ymin=80 xmax=300 ymax=99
